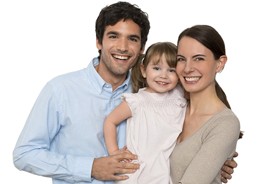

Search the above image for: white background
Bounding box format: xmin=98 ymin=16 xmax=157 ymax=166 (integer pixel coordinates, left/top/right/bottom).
xmin=1 ymin=0 xmax=279 ymax=183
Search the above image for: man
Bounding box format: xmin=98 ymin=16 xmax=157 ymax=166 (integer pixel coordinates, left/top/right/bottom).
xmin=13 ymin=2 xmax=236 ymax=183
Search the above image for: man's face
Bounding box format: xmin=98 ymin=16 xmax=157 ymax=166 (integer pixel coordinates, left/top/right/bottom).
xmin=96 ymin=19 xmax=144 ymax=79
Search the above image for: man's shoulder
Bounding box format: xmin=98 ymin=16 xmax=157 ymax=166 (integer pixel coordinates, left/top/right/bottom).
xmin=51 ymin=68 xmax=86 ymax=83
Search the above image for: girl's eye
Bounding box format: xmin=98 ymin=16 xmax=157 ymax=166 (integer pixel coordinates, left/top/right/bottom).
xmin=153 ymin=66 xmax=160 ymax=70
xmin=169 ymin=68 xmax=176 ymax=72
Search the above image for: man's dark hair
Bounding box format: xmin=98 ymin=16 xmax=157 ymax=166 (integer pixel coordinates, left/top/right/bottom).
xmin=95 ymin=1 xmax=150 ymax=50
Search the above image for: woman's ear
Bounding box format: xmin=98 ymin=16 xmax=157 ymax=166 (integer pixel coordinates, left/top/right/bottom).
xmin=216 ymin=55 xmax=227 ymax=73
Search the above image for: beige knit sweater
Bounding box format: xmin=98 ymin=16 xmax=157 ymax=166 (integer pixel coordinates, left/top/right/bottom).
xmin=170 ymin=108 xmax=240 ymax=184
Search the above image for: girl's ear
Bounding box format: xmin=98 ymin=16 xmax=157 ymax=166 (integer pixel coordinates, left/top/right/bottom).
xmin=140 ymin=64 xmax=146 ymax=78
xmin=140 ymin=47 xmax=145 ymax=55
xmin=216 ymin=55 xmax=227 ymax=73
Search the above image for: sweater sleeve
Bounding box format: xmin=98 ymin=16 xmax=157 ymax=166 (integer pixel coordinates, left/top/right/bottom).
xmin=179 ymin=114 xmax=240 ymax=184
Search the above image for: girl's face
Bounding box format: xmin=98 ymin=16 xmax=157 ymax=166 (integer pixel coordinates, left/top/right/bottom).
xmin=176 ymin=36 xmax=226 ymax=94
xmin=141 ymin=55 xmax=178 ymax=93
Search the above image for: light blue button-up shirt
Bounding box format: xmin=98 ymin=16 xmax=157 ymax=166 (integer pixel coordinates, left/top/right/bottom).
xmin=13 ymin=58 xmax=130 ymax=184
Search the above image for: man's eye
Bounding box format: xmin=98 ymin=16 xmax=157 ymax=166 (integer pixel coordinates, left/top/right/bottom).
xmin=109 ymin=35 xmax=117 ymax=39
xmin=129 ymin=37 xmax=140 ymax=42
xmin=130 ymin=38 xmax=138 ymax=42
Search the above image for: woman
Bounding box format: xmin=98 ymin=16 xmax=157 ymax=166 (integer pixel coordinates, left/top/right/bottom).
xmin=170 ymin=25 xmax=242 ymax=184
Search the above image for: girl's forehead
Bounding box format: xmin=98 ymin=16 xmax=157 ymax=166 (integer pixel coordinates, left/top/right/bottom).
xmin=150 ymin=54 xmax=166 ymax=64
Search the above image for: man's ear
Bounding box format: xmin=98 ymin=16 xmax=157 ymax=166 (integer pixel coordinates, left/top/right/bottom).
xmin=216 ymin=55 xmax=227 ymax=73
xmin=96 ymin=38 xmax=102 ymax=50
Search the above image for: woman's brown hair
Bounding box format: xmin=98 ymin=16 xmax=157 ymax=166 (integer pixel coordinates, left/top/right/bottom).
xmin=178 ymin=25 xmax=243 ymax=139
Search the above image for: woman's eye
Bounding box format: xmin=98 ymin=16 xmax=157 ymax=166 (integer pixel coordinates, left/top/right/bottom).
xmin=177 ymin=57 xmax=185 ymax=62
xmin=194 ymin=57 xmax=204 ymax=61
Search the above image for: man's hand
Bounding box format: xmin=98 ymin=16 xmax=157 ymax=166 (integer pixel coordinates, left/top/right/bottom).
xmin=221 ymin=152 xmax=238 ymax=183
xmin=91 ymin=149 xmax=139 ymax=181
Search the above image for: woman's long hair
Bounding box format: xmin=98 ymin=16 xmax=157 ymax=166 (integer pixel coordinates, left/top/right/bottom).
xmin=178 ymin=25 xmax=243 ymax=139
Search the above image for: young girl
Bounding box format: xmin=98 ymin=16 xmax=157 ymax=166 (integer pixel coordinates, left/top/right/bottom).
xmin=170 ymin=25 xmax=243 ymax=184
xmin=103 ymin=42 xmax=186 ymax=184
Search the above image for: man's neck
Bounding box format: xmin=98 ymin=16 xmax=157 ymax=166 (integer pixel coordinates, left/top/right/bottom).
xmin=95 ymin=64 xmax=127 ymax=91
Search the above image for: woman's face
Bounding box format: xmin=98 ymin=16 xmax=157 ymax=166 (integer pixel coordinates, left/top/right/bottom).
xmin=176 ymin=36 xmax=225 ymax=94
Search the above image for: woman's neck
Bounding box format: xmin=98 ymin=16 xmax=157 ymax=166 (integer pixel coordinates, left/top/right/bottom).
xmin=188 ymin=90 xmax=226 ymax=116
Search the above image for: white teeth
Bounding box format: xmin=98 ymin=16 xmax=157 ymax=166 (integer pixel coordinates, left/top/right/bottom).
xmin=185 ymin=77 xmax=200 ymax=82
xmin=113 ymin=55 xmax=129 ymax=60
xmin=157 ymin=81 xmax=168 ymax=85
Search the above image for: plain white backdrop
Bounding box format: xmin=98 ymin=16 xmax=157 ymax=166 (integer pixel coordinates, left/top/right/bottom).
xmin=1 ymin=0 xmax=279 ymax=183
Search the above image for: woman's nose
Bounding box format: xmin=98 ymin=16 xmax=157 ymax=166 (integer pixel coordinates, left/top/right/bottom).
xmin=184 ymin=61 xmax=194 ymax=72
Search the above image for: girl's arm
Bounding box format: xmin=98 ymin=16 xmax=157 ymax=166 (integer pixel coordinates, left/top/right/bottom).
xmin=104 ymin=100 xmax=132 ymax=155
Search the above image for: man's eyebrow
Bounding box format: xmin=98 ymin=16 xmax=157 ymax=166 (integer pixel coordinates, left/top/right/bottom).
xmin=106 ymin=31 xmax=118 ymax=35
xmin=129 ymin=34 xmax=141 ymax=39
xmin=105 ymin=31 xmax=141 ymax=40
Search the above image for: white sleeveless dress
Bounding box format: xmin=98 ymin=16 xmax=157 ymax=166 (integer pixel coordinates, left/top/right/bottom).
xmin=116 ymin=86 xmax=186 ymax=184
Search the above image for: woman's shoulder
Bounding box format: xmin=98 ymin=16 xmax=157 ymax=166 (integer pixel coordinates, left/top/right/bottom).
xmin=208 ymin=108 xmax=240 ymax=134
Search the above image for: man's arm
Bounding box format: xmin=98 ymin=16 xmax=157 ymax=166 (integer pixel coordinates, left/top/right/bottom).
xmin=91 ymin=149 xmax=139 ymax=181
xmin=221 ymin=152 xmax=238 ymax=183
